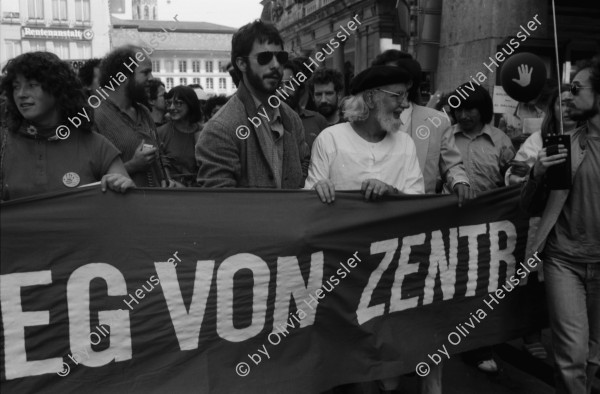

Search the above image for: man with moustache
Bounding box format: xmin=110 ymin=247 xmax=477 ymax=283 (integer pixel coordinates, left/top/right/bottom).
xmin=94 ymin=45 xmax=168 ymax=187
xmin=372 ymin=50 xmax=473 ymax=207
xmin=305 ymin=66 xmax=424 ymax=203
xmin=196 ymin=20 xmax=309 ymax=188
xmin=521 ymin=56 xmax=600 ymax=394
xmin=282 ymin=59 xmax=328 ymax=149
xmin=310 ymin=67 xmax=345 ymax=126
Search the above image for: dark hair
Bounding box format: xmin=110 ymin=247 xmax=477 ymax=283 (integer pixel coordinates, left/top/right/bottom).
xmin=99 ymin=45 xmax=141 ymax=87
xmin=0 ymin=51 xmax=93 ymax=132
xmin=226 ymin=62 xmax=240 ymax=88
xmin=231 ymin=20 xmax=283 ymax=76
xmin=372 ymin=50 xmax=421 ymax=103
xmin=188 ymin=83 xmax=204 ymax=90
xmin=541 ymin=84 xmax=572 ymax=138
xmin=452 ymin=83 xmax=494 ymax=124
xmin=283 ymin=59 xmax=306 ymax=91
xmin=204 ymin=95 xmax=229 ymax=119
xmin=165 ymin=85 xmax=202 ymax=123
xmin=575 ymin=54 xmax=600 ymax=94
xmin=77 ymin=58 xmax=101 ymax=87
xmin=309 ymin=67 xmax=344 ymax=93
xmin=147 ymin=79 xmax=164 ymax=100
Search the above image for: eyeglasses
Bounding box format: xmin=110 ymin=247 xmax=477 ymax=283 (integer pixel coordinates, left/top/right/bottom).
xmin=376 ymin=88 xmax=408 ymax=101
xmin=244 ymin=51 xmax=289 ymax=66
xmin=570 ymin=84 xmax=593 ymax=96
xmin=166 ymin=99 xmax=185 ymax=108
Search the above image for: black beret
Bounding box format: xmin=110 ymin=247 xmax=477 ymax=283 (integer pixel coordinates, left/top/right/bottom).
xmin=350 ymin=66 xmax=412 ymax=95
xmin=393 ymin=58 xmax=422 ymax=86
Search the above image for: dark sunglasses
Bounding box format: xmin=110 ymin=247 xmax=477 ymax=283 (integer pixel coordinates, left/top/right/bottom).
xmin=244 ymin=51 xmax=289 ymax=66
xmin=570 ymin=83 xmax=593 ymax=96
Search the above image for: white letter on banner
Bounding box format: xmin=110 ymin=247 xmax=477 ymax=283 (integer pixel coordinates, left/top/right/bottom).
xmin=356 ymin=238 xmax=398 ymax=325
xmin=272 ymin=252 xmax=324 ymax=328
xmin=155 ymin=260 xmax=215 ymax=350
xmin=389 ymin=233 xmax=426 ymax=313
xmin=487 ymin=221 xmax=517 ymax=293
xmin=67 ymin=263 xmax=132 ymax=367
xmin=216 ymin=254 xmax=270 ymax=342
xmin=423 ymin=228 xmax=459 ymax=306
xmin=1 ymin=271 xmax=61 ymax=379
xmin=458 ymin=224 xmax=486 ymax=297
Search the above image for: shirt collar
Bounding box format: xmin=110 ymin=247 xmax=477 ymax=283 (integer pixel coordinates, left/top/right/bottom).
xmin=454 ymin=123 xmax=500 ymax=146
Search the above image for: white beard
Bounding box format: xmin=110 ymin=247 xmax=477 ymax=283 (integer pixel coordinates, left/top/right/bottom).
xmin=376 ymin=107 xmax=402 ymax=133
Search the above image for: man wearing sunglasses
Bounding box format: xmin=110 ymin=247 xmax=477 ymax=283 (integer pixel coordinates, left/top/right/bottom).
xmin=521 ymin=55 xmax=600 ymax=394
xmin=196 ymin=20 xmax=309 ymax=189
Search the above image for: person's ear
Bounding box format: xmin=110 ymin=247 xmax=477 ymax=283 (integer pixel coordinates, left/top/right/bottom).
xmin=235 ymin=57 xmax=247 ymax=74
xmin=365 ymin=90 xmax=377 ymax=109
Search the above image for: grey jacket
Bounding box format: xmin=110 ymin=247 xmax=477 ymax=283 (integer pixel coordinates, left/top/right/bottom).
xmin=195 ymin=81 xmax=310 ymax=188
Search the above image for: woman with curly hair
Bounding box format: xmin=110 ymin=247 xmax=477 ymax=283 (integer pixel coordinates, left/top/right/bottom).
xmin=0 ymin=51 xmax=134 ymax=201
xmin=157 ymin=85 xmax=202 ymax=186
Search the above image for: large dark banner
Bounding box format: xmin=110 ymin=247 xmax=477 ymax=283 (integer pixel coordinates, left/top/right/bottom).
xmin=1 ymin=186 xmax=544 ymax=393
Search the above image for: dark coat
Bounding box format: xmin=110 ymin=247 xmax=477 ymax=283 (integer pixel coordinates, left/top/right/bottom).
xmin=195 ymin=81 xmax=310 ymax=188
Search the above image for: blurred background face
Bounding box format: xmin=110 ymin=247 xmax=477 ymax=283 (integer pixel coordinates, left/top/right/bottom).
xmin=281 ymin=67 xmax=300 ymax=109
xmin=210 ymin=105 xmax=223 ymax=119
xmin=313 ymin=82 xmax=338 ymax=116
xmin=12 ymin=74 xmax=59 ymax=126
xmin=556 ymin=91 xmax=576 ymax=129
xmin=154 ymin=85 xmax=166 ymax=112
xmin=455 ymin=107 xmax=482 ymax=132
xmin=167 ymin=95 xmax=190 ymax=122
xmin=244 ymin=40 xmax=283 ymax=95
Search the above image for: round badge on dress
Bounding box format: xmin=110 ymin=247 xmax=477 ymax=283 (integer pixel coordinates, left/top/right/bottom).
xmin=62 ymin=172 xmax=80 ymax=187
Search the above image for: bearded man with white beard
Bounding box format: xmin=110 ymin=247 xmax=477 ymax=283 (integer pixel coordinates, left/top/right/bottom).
xmin=305 ymin=66 xmax=424 ymax=203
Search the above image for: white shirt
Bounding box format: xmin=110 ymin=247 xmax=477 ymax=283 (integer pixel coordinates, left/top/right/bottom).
xmin=304 ymin=122 xmax=425 ymax=194
xmin=504 ymin=131 xmax=542 ymax=185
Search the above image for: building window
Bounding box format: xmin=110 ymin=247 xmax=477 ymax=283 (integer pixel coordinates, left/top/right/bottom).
xmin=152 ymin=60 xmax=160 ymax=73
xmin=28 ymin=0 xmax=44 ymax=19
xmin=192 ymin=78 xmax=201 ymax=85
xmin=205 ymin=61 xmax=213 ymax=73
xmin=192 ymin=60 xmax=201 ymax=73
xmin=30 ymin=41 xmax=46 ymax=51
xmin=5 ymin=40 xmax=22 ymax=60
xmin=75 ymin=0 xmax=91 ymax=22
xmin=219 ymin=78 xmax=226 ymax=89
xmin=166 ymin=78 xmax=174 ymax=90
xmin=52 ymin=41 xmax=70 ymax=58
xmin=52 ymin=0 xmax=67 ymax=21
xmin=178 ymin=60 xmax=187 ymax=73
xmin=153 ymin=7 xmax=157 ymax=20
xmin=179 ymin=78 xmax=187 ymax=86
xmin=206 ymin=78 xmax=214 ymax=90
xmin=76 ymin=42 xmax=91 ymax=58
xmin=144 ymin=5 xmax=149 ymax=20
xmin=165 ymin=60 xmax=174 ymax=73
xmin=218 ymin=61 xmax=227 ymax=73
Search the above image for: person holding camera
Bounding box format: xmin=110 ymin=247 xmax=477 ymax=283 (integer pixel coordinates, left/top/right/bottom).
xmin=520 ymin=56 xmax=600 ymax=394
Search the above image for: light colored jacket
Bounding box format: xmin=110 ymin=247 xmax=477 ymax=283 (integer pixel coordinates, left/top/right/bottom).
xmin=408 ymin=105 xmax=469 ymax=193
